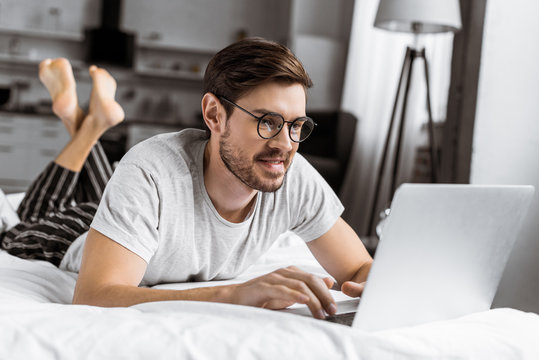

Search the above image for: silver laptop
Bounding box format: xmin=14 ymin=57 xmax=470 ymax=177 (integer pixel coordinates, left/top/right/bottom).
xmin=282 ymin=184 xmax=534 ymax=331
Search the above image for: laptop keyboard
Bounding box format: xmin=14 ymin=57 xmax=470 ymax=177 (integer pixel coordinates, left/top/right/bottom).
xmin=324 ymin=312 xmax=356 ymax=326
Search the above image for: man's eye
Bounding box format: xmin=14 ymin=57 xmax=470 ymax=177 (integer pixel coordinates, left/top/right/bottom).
xmin=262 ymin=116 xmax=280 ymax=128
xmin=290 ymin=122 xmax=304 ymax=133
xmin=261 ymin=119 xmax=274 ymax=129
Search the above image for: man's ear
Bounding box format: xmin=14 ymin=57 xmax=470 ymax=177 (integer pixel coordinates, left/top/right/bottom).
xmin=201 ymin=93 xmax=226 ymax=135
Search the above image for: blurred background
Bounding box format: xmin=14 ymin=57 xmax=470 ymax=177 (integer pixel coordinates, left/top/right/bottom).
xmin=0 ymin=0 xmax=355 ymax=193
xmin=0 ymin=0 xmax=538 ymax=314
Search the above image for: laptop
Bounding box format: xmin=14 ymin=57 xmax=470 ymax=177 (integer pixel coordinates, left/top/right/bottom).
xmin=281 ymin=184 xmax=534 ymax=331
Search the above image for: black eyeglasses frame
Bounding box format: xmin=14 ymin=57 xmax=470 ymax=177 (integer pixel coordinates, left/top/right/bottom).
xmin=218 ymin=96 xmax=316 ymax=143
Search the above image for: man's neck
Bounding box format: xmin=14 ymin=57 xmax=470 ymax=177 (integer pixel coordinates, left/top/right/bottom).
xmin=203 ymin=141 xmax=258 ymax=223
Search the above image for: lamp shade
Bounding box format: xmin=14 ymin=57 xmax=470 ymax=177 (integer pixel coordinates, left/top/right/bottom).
xmin=374 ymin=0 xmax=462 ymax=34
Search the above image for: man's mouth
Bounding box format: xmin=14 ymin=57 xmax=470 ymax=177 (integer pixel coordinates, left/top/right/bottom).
xmin=257 ymin=157 xmax=288 ymax=172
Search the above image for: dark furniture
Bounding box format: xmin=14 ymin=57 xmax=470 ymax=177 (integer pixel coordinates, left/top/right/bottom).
xmin=299 ymin=111 xmax=358 ymax=195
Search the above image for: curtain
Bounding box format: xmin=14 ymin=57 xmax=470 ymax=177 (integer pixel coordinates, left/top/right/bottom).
xmin=339 ymin=0 xmax=456 ymax=237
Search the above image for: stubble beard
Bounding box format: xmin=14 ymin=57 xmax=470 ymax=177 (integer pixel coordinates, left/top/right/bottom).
xmin=218 ymin=125 xmax=291 ymax=193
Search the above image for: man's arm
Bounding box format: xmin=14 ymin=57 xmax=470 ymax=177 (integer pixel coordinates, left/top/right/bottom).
xmin=73 ymin=228 xmax=337 ymax=318
xmin=306 ymin=217 xmax=373 ymax=298
xmin=73 ymin=228 xmax=233 ymax=307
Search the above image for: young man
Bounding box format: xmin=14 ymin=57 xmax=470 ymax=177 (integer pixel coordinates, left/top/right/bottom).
xmin=0 ymin=58 xmax=124 ymax=264
xmin=73 ymin=38 xmax=373 ymax=320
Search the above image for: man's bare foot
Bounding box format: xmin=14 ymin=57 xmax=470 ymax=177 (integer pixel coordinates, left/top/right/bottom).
xmin=39 ymin=58 xmax=84 ymax=136
xmin=87 ymin=65 xmax=125 ymax=133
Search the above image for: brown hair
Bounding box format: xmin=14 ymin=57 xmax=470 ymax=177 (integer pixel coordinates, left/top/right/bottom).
xmin=203 ymin=37 xmax=313 ymax=118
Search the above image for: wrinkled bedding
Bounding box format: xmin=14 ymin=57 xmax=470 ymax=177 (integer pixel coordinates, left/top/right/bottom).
xmin=1 ymin=239 xmax=539 ymax=359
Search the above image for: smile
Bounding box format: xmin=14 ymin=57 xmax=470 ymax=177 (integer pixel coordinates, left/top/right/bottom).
xmin=258 ymin=159 xmax=286 ymax=172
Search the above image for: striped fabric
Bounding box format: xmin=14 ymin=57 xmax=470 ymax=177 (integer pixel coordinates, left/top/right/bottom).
xmin=0 ymin=142 xmax=112 ymax=266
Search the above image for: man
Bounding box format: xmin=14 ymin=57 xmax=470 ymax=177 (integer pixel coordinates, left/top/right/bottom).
xmin=73 ymin=38 xmax=373 ymax=320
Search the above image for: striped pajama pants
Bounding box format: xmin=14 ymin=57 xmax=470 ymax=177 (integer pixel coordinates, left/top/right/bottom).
xmin=0 ymin=142 xmax=112 ymax=266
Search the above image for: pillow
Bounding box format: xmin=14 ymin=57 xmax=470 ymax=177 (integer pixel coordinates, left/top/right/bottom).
xmin=0 ymin=189 xmax=20 ymax=233
xmin=6 ymin=192 xmax=25 ymax=209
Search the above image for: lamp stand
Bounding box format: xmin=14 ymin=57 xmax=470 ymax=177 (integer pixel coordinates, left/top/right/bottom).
xmin=367 ymin=46 xmax=439 ymax=237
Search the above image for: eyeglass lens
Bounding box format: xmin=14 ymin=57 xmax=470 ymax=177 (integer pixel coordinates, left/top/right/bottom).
xmin=258 ymin=114 xmax=314 ymax=142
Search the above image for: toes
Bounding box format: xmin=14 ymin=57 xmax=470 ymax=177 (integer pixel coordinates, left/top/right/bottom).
xmin=54 ymin=58 xmax=71 ymax=69
xmin=89 ymin=67 xmax=117 ymax=96
xmin=44 ymin=57 xmax=70 ymax=70
xmin=89 ymin=66 xmax=108 ymax=84
xmin=39 ymin=58 xmax=52 ymax=70
xmin=89 ymin=65 xmax=111 ymax=80
xmin=89 ymin=65 xmax=111 ymax=79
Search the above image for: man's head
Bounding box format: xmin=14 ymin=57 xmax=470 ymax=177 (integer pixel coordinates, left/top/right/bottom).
xmin=201 ymin=38 xmax=313 ymax=193
xmin=203 ymin=37 xmax=313 ymax=117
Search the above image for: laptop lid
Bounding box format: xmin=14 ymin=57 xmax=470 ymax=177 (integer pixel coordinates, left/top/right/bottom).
xmin=353 ymin=184 xmax=534 ymax=331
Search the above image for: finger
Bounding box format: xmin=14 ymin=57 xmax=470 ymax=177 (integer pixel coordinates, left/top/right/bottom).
xmin=263 ymin=284 xmax=311 ymax=308
xmin=322 ymin=277 xmax=334 ymax=289
xmin=248 ymin=283 xmax=310 ymax=308
xmin=273 ymin=276 xmax=327 ymax=319
xmin=279 ymin=268 xmax=337 ymax=316
xmin=341 ymin=281 xmax=365 ymax=298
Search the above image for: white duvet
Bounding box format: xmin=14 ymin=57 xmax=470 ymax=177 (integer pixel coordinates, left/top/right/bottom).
xmin=1 ymin=240 xmax=539 ymax=359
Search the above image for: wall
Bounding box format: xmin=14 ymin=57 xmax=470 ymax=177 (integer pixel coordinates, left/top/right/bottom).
xmin=339 ymin=0 xmax=455 ymax=237
xmin=471 ymin=0 xmax=539 ymax=312
xmin=289 ymin=0 xmax=354 ymax=110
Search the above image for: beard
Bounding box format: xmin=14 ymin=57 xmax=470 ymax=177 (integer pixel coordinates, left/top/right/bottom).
xmin=219 ymin=125 xmax=292 ymax=192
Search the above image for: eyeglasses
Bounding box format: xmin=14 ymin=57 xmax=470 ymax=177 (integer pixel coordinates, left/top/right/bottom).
xmin=219 ymin=96 xmax=316 ymax=143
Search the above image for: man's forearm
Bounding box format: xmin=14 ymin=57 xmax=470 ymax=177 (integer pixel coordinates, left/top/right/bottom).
xmin=350 ymin=261 xmax=372 ymax=284
xmin=72 ymin=283 xmax=234 ymax=307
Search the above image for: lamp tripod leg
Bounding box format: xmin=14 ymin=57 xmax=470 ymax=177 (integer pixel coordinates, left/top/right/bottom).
xmin=422 ymin=49 xmax=439 ymax=183
xmin=367 ymin=47 xmax=440 ymax=239
xmin=367 ymin=47 xmax=412 ymax=236
xmin=390 ymin=50 xmax=416 ymax=196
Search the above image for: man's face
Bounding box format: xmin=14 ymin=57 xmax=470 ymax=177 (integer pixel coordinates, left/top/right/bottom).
xmin=218 ymin=82 xmax=306 ymax=192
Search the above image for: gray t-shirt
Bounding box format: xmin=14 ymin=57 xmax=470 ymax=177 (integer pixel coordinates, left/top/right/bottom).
xmin=84 ymin=129 xmax=343 ymax=286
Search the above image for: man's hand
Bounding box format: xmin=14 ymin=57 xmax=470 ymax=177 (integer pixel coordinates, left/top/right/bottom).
xmin=229 ymin=266 xmax=337 ymax=319
xmin=306 ymin=217 xmax=372 ymax=300
xmin=341 ymin=281 xmax=366 ymax=298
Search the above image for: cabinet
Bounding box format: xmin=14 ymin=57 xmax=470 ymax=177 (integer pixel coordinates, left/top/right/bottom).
xmin=0 ymin=114 xmax=70 ymax=193
xmin=121 ymin=0 xmax=354 ymax=111
xmin=122 ymin=0 xmax=290 ymax=53
xmin=121 ymin=0 xmax=291 ymax=82
xmin=0 ymin=0 xmax=97 ymax=36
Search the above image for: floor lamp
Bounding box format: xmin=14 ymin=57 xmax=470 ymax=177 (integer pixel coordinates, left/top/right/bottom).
xmin=367 ymin=0 xmax=462 ymax=237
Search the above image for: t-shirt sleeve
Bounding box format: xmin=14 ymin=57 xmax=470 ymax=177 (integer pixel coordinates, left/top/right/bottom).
xmin=288 ymin=155 xmax=345 ymax=242
xmin=90 ymin=162 xmax=160 ymax=263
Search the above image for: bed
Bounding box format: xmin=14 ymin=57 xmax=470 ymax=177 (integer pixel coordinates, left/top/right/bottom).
xmin=1 ymin=195 xmax=539 ymax=359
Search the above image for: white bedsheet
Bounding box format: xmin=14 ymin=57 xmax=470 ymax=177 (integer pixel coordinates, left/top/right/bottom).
xmin=1 ymin=241 xmax=539 ymax=359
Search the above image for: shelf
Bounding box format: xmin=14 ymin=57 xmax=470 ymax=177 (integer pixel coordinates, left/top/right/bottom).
xmin=135 ymin=67 xmax=204 ymax=81
xmin=0 ymin=53 xmax=86 ymax=69
xmin=0 ymin=26 xmax=218 ymax=57
xmin=0 ymin=26 xmax=83 ymax=42
xmin=0 ymin=54 xmax=203 ymax=84
xmin=137 ymin=41 xmax=217 ymax=56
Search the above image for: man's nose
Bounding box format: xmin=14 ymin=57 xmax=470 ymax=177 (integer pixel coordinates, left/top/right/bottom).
xmin=268 ymin=125 xmax=294 ymax=152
